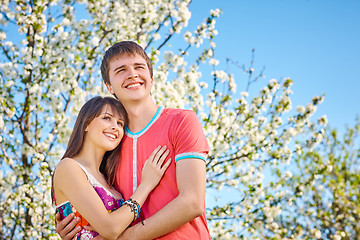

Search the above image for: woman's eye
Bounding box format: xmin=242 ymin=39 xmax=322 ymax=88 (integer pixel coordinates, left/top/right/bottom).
xmin=103 ymin=116 xmax=110 ymax=120
xmin=117 ymin=122 xmax=124 ymax=127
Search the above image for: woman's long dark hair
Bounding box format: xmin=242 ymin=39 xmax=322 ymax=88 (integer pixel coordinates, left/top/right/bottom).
xmin=52 ymin=96 xmax=128 ymax=203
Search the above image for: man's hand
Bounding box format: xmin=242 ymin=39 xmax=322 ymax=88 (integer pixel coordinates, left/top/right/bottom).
xmin=55 ymin=212 xmax=81 ymax=240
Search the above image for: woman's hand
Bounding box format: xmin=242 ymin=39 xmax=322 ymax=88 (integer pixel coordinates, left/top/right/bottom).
xmin=140 ymin=146 xmax=171 ymax=191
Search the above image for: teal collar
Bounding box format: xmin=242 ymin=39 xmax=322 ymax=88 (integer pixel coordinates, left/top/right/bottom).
xmin=125 ymin=106 xmax=164 ymax=138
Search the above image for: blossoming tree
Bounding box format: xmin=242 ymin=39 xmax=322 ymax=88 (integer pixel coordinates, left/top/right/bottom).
xmin=273 ymin=120 xmax=360 ymax=239
xmin=0 ymin=0 xmax=342 ymax=239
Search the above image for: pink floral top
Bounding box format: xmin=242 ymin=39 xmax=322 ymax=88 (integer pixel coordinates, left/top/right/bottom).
xmin=55 ymin=161 xmax=123 ymax=240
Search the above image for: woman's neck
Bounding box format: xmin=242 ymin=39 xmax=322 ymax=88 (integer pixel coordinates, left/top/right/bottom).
xmin=74 ymin=143 xmax=104 ymax=174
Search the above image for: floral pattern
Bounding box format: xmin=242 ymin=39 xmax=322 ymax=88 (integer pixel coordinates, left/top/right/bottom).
xmin=57 ymin=162 xmax=123 ymax=239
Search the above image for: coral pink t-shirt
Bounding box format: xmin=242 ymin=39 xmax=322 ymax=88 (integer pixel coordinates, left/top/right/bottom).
xmin=114 ymin=107 xmax=210 ymax=239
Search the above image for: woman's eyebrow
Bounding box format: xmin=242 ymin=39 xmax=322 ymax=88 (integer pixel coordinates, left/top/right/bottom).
xmin=102 ymin=112 xmax=114 ymax=117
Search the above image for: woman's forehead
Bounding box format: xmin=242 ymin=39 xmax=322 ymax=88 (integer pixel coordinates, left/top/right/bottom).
xmin=100 ymin=105 xmax=124 ymax=120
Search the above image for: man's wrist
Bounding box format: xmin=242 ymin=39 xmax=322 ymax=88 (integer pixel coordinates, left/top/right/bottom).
xmin=118 ymin=227 xmax=133 ymax=240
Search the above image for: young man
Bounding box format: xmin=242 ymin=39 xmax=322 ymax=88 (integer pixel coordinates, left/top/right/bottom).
xmin=56 ymin=41 xmax=210 ymax=240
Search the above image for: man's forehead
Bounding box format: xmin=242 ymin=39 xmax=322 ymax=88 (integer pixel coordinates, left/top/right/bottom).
xmin=109 ymin=53 xmax=146 ymax=66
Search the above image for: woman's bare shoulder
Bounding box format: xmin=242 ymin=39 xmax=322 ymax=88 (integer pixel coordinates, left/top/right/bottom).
xmin=53 ymin=158 xmax=83 ymax=179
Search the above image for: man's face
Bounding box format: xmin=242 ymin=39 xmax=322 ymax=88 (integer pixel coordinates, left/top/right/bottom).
xmin=106 ymin=54 xmax=153 ymax=104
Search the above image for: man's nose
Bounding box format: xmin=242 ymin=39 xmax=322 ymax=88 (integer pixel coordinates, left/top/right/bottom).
xmin=127 ymin=69 xmax=139 ymax=79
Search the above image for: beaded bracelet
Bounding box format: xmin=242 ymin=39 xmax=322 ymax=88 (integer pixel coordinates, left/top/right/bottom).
xmin=122 ymin=200 xmax=137 ymax=221
xmin=128 ymin=198 xmax=140 ymax=219
xmin=129 ymin=198 xmax=144 ymax=225
xmin=122 ymin=198 xmax=144 ymax=225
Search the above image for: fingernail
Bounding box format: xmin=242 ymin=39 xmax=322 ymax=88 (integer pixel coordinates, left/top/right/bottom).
xmin=76 ymin=217 xmax=81 ymax=221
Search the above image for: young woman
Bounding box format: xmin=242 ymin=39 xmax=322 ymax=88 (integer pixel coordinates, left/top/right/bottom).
xmin=52 ymin=96 xmax=171 ymax=240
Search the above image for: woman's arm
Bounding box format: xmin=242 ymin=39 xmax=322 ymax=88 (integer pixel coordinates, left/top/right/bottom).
xmin=54 ymin=146 xmax=170 ymax=240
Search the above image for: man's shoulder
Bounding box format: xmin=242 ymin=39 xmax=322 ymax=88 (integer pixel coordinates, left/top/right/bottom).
xmin=162 ymin=107 xmax=195 ymax=118
xmin=161 ymin=108 xmax=201 ymax=130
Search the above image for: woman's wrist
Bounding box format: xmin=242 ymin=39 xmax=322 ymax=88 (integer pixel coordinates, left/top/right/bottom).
xmin=132 ymin=184 xmax=152 ymax=204
xmin=139 ymin=183 xmax=154 ymax=193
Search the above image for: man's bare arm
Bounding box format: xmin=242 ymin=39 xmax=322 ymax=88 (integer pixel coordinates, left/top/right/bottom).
xmin=118 ymin=158 xmax=206 ymax=240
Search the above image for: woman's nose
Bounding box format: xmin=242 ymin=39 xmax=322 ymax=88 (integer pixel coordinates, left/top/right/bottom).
xmin=111 ymin=122 xmax=119 ymax=130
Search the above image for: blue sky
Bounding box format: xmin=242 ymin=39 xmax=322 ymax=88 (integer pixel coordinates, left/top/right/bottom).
xmin=186 ymin=0 xmax=360 ymax=208
xmin=188 ymin=0 xmax=360 ymax=131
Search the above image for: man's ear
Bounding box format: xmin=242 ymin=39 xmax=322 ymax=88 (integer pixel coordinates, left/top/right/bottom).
xmin=106 ymin=83 xmax=115 ymax=94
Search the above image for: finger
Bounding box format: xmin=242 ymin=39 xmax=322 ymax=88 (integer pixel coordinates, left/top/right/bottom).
xmin=56 ymin=212 xmax=74 ymax=232
xmin=152 ymin=146 xmax=168 ymax=163
xmin=57 ymin=216 xmax=81 ymax=239
xmin=161 ymin=159 xmax=172 ymax=174
xmin=65 ymin=224 xmax=81 ymax=240
xmin=149 ymin=146 xmax=162 ymax=162
xmin=156 ymin=149 xmax=170 ymax=166
xmin=83 ymin=224 xmax=95 ymax=232
xmin=55 ymin=212 xmax=62 ymax=224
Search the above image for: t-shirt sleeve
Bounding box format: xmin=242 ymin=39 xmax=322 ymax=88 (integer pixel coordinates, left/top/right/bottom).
xmin=170 ymin=110 xmax=209 ymax=162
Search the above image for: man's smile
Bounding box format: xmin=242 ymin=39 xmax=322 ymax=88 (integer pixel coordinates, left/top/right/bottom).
xmin=126 ymin=83 xmax=142 ymax=89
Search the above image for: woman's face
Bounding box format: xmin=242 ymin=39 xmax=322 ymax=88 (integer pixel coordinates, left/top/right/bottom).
xmin=85 ymin=105 xmax=125 ymax=152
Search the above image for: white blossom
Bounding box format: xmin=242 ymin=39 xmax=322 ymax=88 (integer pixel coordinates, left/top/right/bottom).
xmin=210 ymin=9 xmax=221 ymax=17
xmin=0 ymin=1 xmax=333 ymax=239
xmin=209 ymin=58 xmax=219 ymax=66
xmin=318 ymin=115 xmax=328 ymax=126
xmin=296 ymin=105 xmax=305 ymax=114
xmin=284 ymin=171 xmax=293 ymax=179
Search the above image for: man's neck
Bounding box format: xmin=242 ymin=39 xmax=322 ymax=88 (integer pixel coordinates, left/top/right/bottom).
xmin=124 ymin=98 xmax=159 ymax=133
